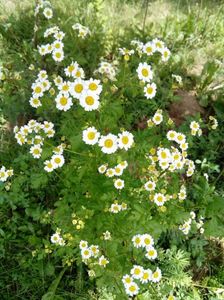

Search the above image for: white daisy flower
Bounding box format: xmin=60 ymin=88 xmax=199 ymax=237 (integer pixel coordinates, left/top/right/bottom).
xmin=29 ymin=97 xmax=42 ymax=108
xmin=167 ymin=130 xmax=177 ymax=141
xmin=154 ymin=193 xmax=166 ymax=206
xmin=51 ymin=154 xmax=65 ymax=168
xmin=132 ymin=234 xmax=143 ymax=248
xmin=32 ymin=82 xmax=44 ymax=98
xmin=98 ymin=255 xmax=109 ymax=267
xmin=114 ymin=165 xmax=123 ymax=176
xmin=157 ymin=148 xmax=171 ymax=162
xmin=152 ymin=112 xmax=163 ymax=125
xmin=30 ymin=145 xmax=42 ymax=159
xmin=144 ymin=180 xmax=156 ymax=191
xmin=125 ymin=282 xmax=139 ymax=297
xmin=79 ymin=240 xmax=88 ymax=249
xmin=81 ymin=248 xmax=92 ymax=260
xmin=55 ymin=93 xmax=73 ymax=111
xmin=52 ymin=49 xmax=64 ymax=62
xmin=114 ymin=179 xmax=124 ymax=190
xmin=106 ymin=168 xmax=115 ymax=177
xmin=118 ymin=131 xmax=134 ymax=151
xmin=43 ymin=7 xmax=53 ymax=19
xmin=51 ymin=233 xmax=61 ymax=244
xmin=90 ymin=245 xmax=99 ymax=258
xmin=145 ymin=246 xmax=158 ymax=260
xmin=54 ymin=31 xmax=65 ymax=41
xmin=44 ymin=160 xmax=54 ymax=172
xmin=85 ymin=78 xmax=102 ymax=95
xmin=141 ymin=234 xmax=154 ymax=248
xmin=130 ymin=265 xmax=144 ymax=280
xmin=140 ymin=269 xmax=152 ymax=284
xmin=98 ymin=134 xmax=118 ymax=154
xmin=122 ymin=274 xmax=133 ymax=286
xmin=52 ymin=40 xmax=64 ymax=51
xmin=79 ymin=92 xmax=100 ymax=111
xmin=82 ymin=126 xmax=100 ymax=145
xmin=137 ymin=62 xmax=153 ymax=82
xmin=143 ymin=41 xmax=156 ymax=56
xmin=98 ymin=164 xmax=107 ymax=174
xmin=152 ymin=38 xmax=165 ymax=51
xmin=109 ymin=203 xmax=122 ymax=213
xmin=69 ymin=78 xmax=86 ymax=99
xmin=144 ymin=82 xmax=157 ymax=99
xmin=64 ymin=61 xmax=79 ymax=77
xmin=160 ymin=47 xmax=171 ymax=62
xmin=151 ymin=267 xmax=162 ymax=283
xmin=58 ymin=81 xmax=71 ymax=95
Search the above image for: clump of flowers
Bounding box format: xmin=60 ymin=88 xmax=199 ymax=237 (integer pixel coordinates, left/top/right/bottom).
xmin=83 ymin=128 xmax=134 ymax=154
xmin=179 ymin=212 xmax=205 ymax=235
xmin=208 ymin=116 xmax=218 ymax=130
xmin=72 ymin=23 xmax=91 ymax=39
xmin=119 ymin=47 xmax=135 ymax=61
xmin=190 ymin=121 xmax=202 ymax=136
xmin=122 ymin=234 xmax=161 ymax=296
xmin=79 ymin=240 xmax=109 ymax=268
xmin=0 ymin=166 xmax=13 ymax=182
xmin=94 ymin=61 xmax=118 ymax=81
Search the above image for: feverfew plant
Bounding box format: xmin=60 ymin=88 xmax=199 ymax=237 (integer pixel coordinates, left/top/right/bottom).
xmin=0 ymin=1 xmax=222 ymax=299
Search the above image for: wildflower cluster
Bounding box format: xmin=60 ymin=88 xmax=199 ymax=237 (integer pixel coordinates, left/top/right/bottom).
xmin=39 ymin=26 xmax=65 ymax=61
xmin=29 ymin=70 xmax=51 ymax=108
xmin=108 ymin=200 xmax=127 ymax=213
xmin=0 ymin=166 xmax=13 ymax=182
xmin=119 ymin=47 xmax=135 ymax=61
xmin=79 ymin=240 xmax=109 ymax=268
xmin=72 ymin=23 xmax=91 ymax=39
xmin=208 ymin=116 xmax=218 ymax=130
xmin=51 ymin=228 xmax=65 ymax=246
xmin=190 ymin=121 xmax=202 ymax=136
xmin=83 ymin=128 xmax=134 ymax=154
xmin=72 ymin=213 xmax=85 ymax=230
xmin=35 ymin=0 xmax=53 ymax=20
xmin=122 ymin=234 xmax=161 ymax=296
xmin=179 ymin=212 xmax=205 ymax=235
xmin=94 ymin=61 xmax=117 ymax=81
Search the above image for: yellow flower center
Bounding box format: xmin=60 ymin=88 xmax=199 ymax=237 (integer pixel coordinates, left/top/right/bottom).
xmin=141 ymin=68 xmax=149 ymax=77
xmin=134 ymin=269 xmax=141 ymax=275
xmin=76 ymin=70 xmax=81 ymax=77
xmin=144 ymin=238 xmax=151 ymax=245
xmin=89 ymin=82 xmax=97 ymax=91
xmin=148 ymin=249 xmax=155 ymax=256
xmin=104 ymin=139 xmax=113 ymax=148
xmin=161 ymin=152 xmax=167 ymax=159
xmin=55 ymin=52 xmax=62 ymax=58
xmin=85 ymin=96 xmax=94 ymax=105
xmin=68 ymin=65 xmax=75 ymax=73
xmin=60 ymin=96 xmax=68 ymax=106
xmin=157 ymin=196 xmax=164 ymax=202
xmin=147 ymin=87 xmax=153 ymax=94
xmin=143 ymin=273 xmax=149 ymax=280
xmin=122 ymin=136 xmax=129 ymax=145
xmin=35 ymin=86 xmax=42 ymax=94
xmin=54 ymin=157 xmax=61 ymax=164
xmin=62 ymin=84 xmax=69 ymax=92
xmin=33 ymin=149 xmax=40 ymax=155
xmin=129 ymin=285 xmax=137 ymax=292
xmin=87 ymin=132 xmax=96 ymax=140
xmin=74 ymin=83 xmax=83 ymax=93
